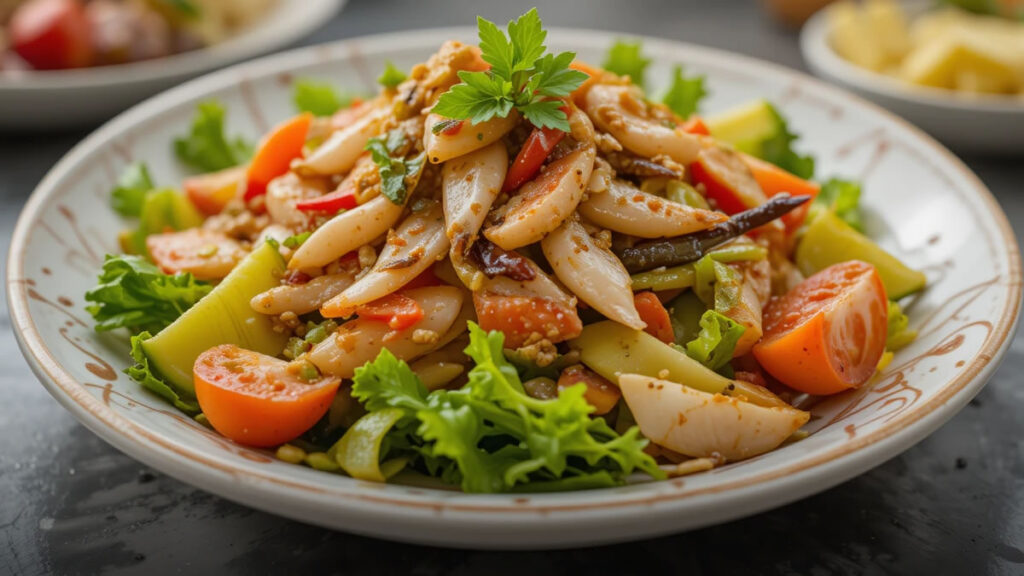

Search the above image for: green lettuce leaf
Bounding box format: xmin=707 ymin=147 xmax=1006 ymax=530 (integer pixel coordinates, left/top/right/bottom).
xmin=815 ymin=177 xmax=864 ymax=232
xmin=350 ymin=323 xmax=664 ymax=493
xmin=377 ymin=61 xmax=408 ymax=89
xmin=685 ymin=310 xmax=746 ymax=372
xmin=760 ymin=104 xmax=815 ymax=180
xmin=292 ymin=79 xmax=356 ymax=116
xmin=886 ymin=300 xmax=917 ymax=351
xmin=603 ymin=39 xmax=650 ymax=88
xmin=110 ymin=163 xmax=154 ymax=218
xmin=174 ymin=101 xmax=253 ymax=172
xmin=127 ymin=332 xmax=201 ymax=415
xmin=85 ymin=254 xmax=212 ymax=333
xmin=661 ymin=65 xmax=707 ymax=119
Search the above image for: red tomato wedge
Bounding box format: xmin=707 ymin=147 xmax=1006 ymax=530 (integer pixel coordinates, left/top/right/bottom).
xmin=502 ymin=125 xmax=566 ymax=193
xmin=244 ymin=113 xmax=313 ymax=201
xmin=753 ymin=261 xmax=888 ymax=396
xmin=633 ymin=291 xmax=675 ymax=344
xmin=10 ymin=0 xmax=91 ymax=70
xmin=689 ymin=145 xmax=767 ymax=215
xmin=557 ymin=364 xmax=621 ymax=415
xmin=194 ymin=345 xmax=340 ymax=447
xmin=742 ymin=154 xmax=820 ymax=233
xmin=184 ymin=165 xmax=246 ymax=216
xmin=681 ymin=116 xmax=711 ymax=135
xmin=473 ymin=292 xmax=582 ymax=349
xmin=355 ymin=293 xmax=424 ymax=331
xmin=295 ymin=179 xmax=358 ymax=213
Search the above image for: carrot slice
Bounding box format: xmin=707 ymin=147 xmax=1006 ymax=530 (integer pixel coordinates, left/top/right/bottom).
xmin=557 ymin=364 xmax=621 ymax=415
xmin=633 ymin=291 xmax=675 ymax=344
xmin=742 ymin=154 xmax=820 ymax=233
xmin=244 ymin=113 xmax=313 ymax=201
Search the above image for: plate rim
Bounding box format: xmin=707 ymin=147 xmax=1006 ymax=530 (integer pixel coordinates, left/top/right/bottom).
xmin=0 ymin=0 xmax=345 ymax=92
xmin=7 ymin=26 xmax=1022 ymax=544
xmin=800 ymin=2 xmax=1024 ymax=113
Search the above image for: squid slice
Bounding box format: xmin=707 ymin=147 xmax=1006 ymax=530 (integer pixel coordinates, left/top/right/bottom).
xmin=723 ymin=259 xmax=771 ymax=357
xmin=483 ymin=146 xmax=596 ymax=251
xmin=583 ymin=84 xmax=701 ymax=165
xmin=320 ymin=203 xmax=449 ymax=318
xmin=294 ymin=106 xmax=386 ymax=176
xmin=442 ymin=140 xmax=508 ymax=248
xmin=579 ymin=178 xmax=727 ymax=238
xmin=424 ymin=112 xmax=518 ymax=164
xmin=619 ymin=374 xmax=809 ymax=461
xmin=541 ymin=218 xmax=644 ymax=330
xmin=288 ymin=194 xmax=406 ymax=270
xmin=250 ymin=272 xmax=356 ymax=316
xmin=308 ymin=286 xmax=465 ymax=379
xmin=265 ymin=172 xmax=327 ymax=229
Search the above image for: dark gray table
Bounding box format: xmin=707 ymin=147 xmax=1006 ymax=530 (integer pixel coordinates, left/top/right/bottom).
xmin=3 ymin=1 xmax=1023 ymax=574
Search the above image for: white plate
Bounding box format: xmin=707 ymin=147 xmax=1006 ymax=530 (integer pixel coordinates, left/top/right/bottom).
xmin=800 ymin=2 xmax=1024 ymax=155
xmin=7 ymin=28 xmax=1021 ymax=549
xmin=0 ymin=0 xmax=344 ymax=129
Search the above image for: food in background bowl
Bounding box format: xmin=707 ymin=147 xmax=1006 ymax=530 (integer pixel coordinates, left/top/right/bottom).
xmin=1 ymin=0 xmax=275 ymax=71
xmin=828 ymin=0 xmax=1024 ymax=97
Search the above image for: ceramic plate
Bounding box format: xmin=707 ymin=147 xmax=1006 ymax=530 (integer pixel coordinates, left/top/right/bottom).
xmin=800 ymin=2 xmax=1024 ymax=155
xmin=0 ymin=0 xmax=344 ymax=129
xmin=7 ymin=28 xmax=1021 ymax=550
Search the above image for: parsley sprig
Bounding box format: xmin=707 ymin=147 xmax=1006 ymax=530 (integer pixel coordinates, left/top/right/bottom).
xmin=365 ymin=129 xmax=425 ymax=205
xmin=432 ymin=8 xmax=588 ymax=132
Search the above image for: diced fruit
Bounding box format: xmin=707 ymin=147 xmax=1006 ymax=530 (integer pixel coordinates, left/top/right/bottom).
xmin=557 ymin=364 xmax=621 ymax=415
xmin=753 ymin=260 xmax=888 ymax=395
xmin=141 ymin=241 xmax=290 ymax=396
xmin=194 ymin=344 xmax=340 ymax=447
xmin=125 ymin=188 xmax=204 ymax=256
xmin=797 ymin=210 xmax=926 ymax=299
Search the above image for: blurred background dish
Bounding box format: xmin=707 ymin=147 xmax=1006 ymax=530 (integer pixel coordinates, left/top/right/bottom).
xmin=0 ymin=0 xmax=344 ymax=129
xmin=801 ymin=0 xmax=1024 ymax=154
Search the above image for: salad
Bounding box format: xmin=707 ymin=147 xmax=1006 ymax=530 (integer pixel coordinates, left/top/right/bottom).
xmin=1 ymin=0 xmax=274 ymax=72
xmin=84 ymin=9 xmax=926 ymax=493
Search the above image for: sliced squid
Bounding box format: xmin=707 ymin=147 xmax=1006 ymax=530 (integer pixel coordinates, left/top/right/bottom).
xmin=320 ymin=202 xmax=449 ymax=318
xmin=619 ymin=374 xmax=809 ymax=461
xmin=483 ymin=146 xmax=596 ymax=250
xmin=583 ymin=84 xmax=701 ymax=165
xmin=723 ymin=258 xmax=771 ymax=357
xmin=541 ymin=218 xmax=643 ymax=330
xmin=424 ymin=112 xmax=518 ymax=164
xmin=288 ymin=194 xmax=406 ymax=270
xmin=308 ymin=286 xmax=465 ymax=379
xmin=264 ymin=172 xmax=326 ymax=229
xmin=442 ymin=140 xmax=507 ymax=249
xmin=250 ymin=272 xmax=356 ymax=316
xmin=294 ymin=105 xmax=386 ymax=176
xmin=579 ymin=178 xmax=726 ymax=238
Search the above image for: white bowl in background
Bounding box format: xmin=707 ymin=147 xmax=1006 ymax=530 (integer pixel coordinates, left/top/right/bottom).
xmin=800 ymin=2 xmax=1024 ymax=155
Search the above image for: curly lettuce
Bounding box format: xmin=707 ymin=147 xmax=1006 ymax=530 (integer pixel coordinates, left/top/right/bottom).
xmin=85 ymin=255 xmax=212 ymax=334
xmin=347 ymin=323 xmax=664 ymax=493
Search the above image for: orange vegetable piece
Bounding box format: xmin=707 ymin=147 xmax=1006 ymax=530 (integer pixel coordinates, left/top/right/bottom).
xmin=633 ymin=291 xmax=675 ymax=344
xmin=244 ymin=113 xmax=313 ymax=200
xmin=557 ymin=364 xmax=621 ymax=415
xmin=354 ymin=292 xmax=425 ymax=331
xmin=473 ymin=292 xmax=582 ymax=349
xmin=753 ymin=261 xmax=888 ymax=395
xmin=184 ymin=165 xmax=246 ymax=215
xmin=193 ymin=344 xmax=340 ymax=447
xmin=742 ymin=154 xmax=820 ymax=234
